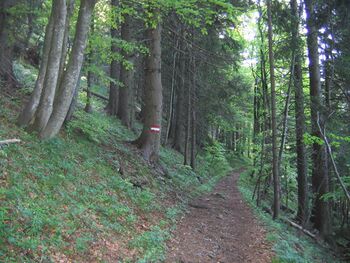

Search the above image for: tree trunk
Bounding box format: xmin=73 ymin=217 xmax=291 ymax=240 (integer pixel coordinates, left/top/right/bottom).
xmin=85 ymin=65 xmax=93 ymax=113
xmin=31 ymin=0 xmax=68 ymax=132
xmin=305 ymin=0 xmax=331 ymax=237
xmin=58 ymin=0 xmax=75 ymax=86
xmin=173 ymin=30 xmax=186 ymax=153
xmin=18 ymin=9 xmax=55 ymax=127
xmin=107 ymin=0 xmax=119 ymax=116
xmin=0 ymin=0 xmax=18 ymax=88
xmin=134 ymin=23 xmax=163 ymax=163
xmin=40 ymin=0 xmax=97 ymax=139
xmin=65 ymin=71 xmax=82 ymax=122
xmin=85 ymin=17 xmax=94 ymax=113
xmin=184 ymin=57 xmax=191 ymax=166
xmin=165 ymin=37 xmax=178 ymax=145
xmin=190 ymin=50 xmax=196 ymax=169
xmin=117 ymin=14 xmax=134 ymax=128
xmin=267 ymin=0 xmax=280 ymax=220
xmin=291 ymin=0 xmax=308 ymax=226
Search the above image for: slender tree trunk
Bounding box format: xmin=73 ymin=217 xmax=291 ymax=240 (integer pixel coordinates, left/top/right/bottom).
xmin=324 ymin=26 xmax=334 ymax=111
xmin=18 ymin=9 xmax=55 ymax=126
xmin=134 ymin=23 xmax=163 ymax=163
xmin=65 ymin=70 xmax=82 ymax=122
xmin=85 ymin=17 xmax=94 ymax=113
xmin=58 ymin=0 xmax=75 ymax=87
xmin=173 ymin=34 xmax=186 ymax=152
xmin=165 ymin=37 xmax=178 ymax=144
xmin=291 ymin=0 xmax=308 ymax=226
xmin=107 ymin=0 xmax=119 ymax=115
xmin=40 ymin=0 xmax=97 ymax=139
xmin=190 ymin=56 xmax=196 ymax=169
xmin=267 ymin=0 xmax=280 ymax=220
xmin=184 ymin=57 xmax=192 ymax=166
xmin=0 ymin=0 xmax=18 ymax=88
xmin=118 ymin=14 xmax=134 ymax=128
xmin=305 ymin=0 xmax=331 ymax=237
xmin=31 ymin=0 xmax=68 ymax=132
xmin=85 ymin=66 xmax=93 ymax=113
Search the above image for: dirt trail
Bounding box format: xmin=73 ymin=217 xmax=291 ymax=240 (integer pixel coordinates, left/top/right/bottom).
xmin=166 ymin=172 xmax=274 ymax=263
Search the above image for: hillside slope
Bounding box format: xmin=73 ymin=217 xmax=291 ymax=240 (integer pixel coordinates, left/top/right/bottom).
xmin=0 ymin=86 xmax=232 ymax=262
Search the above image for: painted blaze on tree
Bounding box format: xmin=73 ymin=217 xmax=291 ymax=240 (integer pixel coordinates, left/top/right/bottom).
xmin=134 ymin=20 xmax=163 ymax=163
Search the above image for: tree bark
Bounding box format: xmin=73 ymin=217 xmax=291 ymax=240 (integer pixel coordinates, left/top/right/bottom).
xmin=31 ymin=0 xmax=68 ymax=132
xmin=40 ymin=0 xmax=97 ymax=139
xmin=18 ymin=8 xmax=55 ymax=127
xmin=65 ymin=71 xmax=82 ymax=122
xmin=117 ymin=14 xmax=134 ymax=128
xmin=134 ymin=23 xmax=163 ymax=163
xmin=165 ymin=36 xmax=178 ymax=145
xmin=0 ymin=0 xmax=19 ymax=88
xmin=173 ymin=32 xmax=186 ymax=152
xmin=184 ymin=57 xmax=191 ymax=166
xmin=305 ymin=0 xmax=331 ymax=237
xmin=190 ymin=54 xmax=196 ymax=169
xmin=267 ymin=0 xmax=280 ymax=220
xmin=107 ymin=0 xmax=119 ymax=116
xmin=290 ymin=0 xmax=308 ymax=226
xmin=85 ymin=17 xmax=94 ymax=113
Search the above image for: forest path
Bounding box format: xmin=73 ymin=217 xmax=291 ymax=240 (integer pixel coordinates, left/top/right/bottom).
xmin=165 ymin=172 xmax=274 ymax=263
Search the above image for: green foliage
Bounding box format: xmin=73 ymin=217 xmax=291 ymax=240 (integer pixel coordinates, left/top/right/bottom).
xmin=303 ymin=133 xmax=324 ymax=146
xmin=67 ymin=110 xmax=110 ymax=143
xmin=13 ymin=60 xmax=38 ymax=92
xmin=202 ymin=140 xmax=231 ymax=176
xmin=165 ymin=205 xmax=183 ymax=223
xmin=129 ymin=226 xmax=170 ymax=263
xmin=238 ymin=170 xmax=342 ymax=263
xmin=0 ymin=81 xmax=235 ymax=261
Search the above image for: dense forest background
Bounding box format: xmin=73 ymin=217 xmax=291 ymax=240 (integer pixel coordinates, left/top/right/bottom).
xmin=0 ymin=0 xmax=349 ymax=262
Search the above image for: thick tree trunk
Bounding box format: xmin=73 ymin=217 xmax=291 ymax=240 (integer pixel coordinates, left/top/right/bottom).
xmin=305 ymin=0 xmax=331 ymax=237
xmin=40 ymin=0 xmax=97 ymax=139
xmin=107 ymin=0 xmax=119 ymax=116
xmin=117 ymin=14 xmax=134 ymax=128
xmin=290 ymin=0 xmax=308 ymax=226
xmin=267 ymin=0 xmax=280 ymax=220
xmin=134 ymin=24 xmax=163 ymax=163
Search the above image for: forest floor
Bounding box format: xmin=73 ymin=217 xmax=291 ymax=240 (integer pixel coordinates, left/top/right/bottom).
xmin=166 ymin=172 xmax=274 ymax=263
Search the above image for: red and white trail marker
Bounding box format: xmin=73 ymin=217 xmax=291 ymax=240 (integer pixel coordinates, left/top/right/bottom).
xmin=149 ymin=125 xmax=161 ymax=133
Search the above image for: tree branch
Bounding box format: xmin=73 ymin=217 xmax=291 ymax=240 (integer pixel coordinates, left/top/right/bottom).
xmin=317 ymin=112 xmax=350 ymax=203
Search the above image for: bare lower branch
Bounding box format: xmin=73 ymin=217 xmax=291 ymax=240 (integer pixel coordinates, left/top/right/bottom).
xmin=0 ymin=139 xmax=21 ymax=145
xmin=317 ymin=112 xmax=350 ymax=203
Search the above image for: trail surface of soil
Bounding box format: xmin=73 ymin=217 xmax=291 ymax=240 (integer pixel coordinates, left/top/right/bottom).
xmin=166 ymin=172 xmax=274 ymax=263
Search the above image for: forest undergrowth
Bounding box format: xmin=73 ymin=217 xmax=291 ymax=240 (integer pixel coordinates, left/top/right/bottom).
xmin=0 ymin=62 xmax=235 ymax=262
xmin=238 ymin=169 xmax=344 ymax=263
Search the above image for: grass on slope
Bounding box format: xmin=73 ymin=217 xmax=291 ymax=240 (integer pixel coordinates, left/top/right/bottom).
xmin=0 ymin=82 xmax=231 ymax=262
